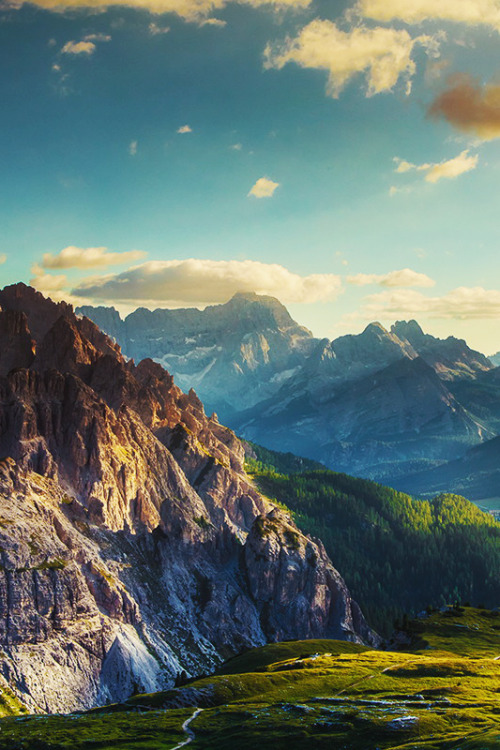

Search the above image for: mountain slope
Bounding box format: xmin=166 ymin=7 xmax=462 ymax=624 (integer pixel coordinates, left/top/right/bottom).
xmin=0 ymin=283 xmax=377 ymax=713
xmin=245 ymin=443 xmax=500 ymax=635
xmin=237 ymin=355 xmax=493 ymax=480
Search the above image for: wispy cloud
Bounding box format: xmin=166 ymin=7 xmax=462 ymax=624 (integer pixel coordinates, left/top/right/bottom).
xmin=350 ymin=286 xmax=500 ymax=321
xmin=393 ymin=150 xmax=478 ymax=183
xmin=41 ymin=246 xmax=147 ymax=270
xmin=429 ymin=75 xmax=500 ymax=140
xmin=0 ymin=254 xmax=7 ymax=265
xmin=129 ymin=140 xmax=138 ymax=156
xmin=248 ymin=177 xmax=279 ymax=198
xmin=148 ymin=22 xmax=170 ymax=35
xmin=347 ymin=268 xmax=435 ymax=288
xmin=177 ymin=124 xmax=193 ymax=134
xmin=264 ymin=20 xmax=440 ymax=98
xmin=72 ymin=258 xmax=342 ymax=305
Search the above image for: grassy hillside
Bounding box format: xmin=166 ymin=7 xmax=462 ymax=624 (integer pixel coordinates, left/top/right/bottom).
xmin=245 ymin=444 xmax=500 ymax=635
xmin=0 ymin=607 xmax=498 ymax=749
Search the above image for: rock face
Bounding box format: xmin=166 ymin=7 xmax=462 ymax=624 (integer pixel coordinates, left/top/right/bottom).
xmin=0 ymin=283 xmax=377 ymax=713
xmin=78 ymin=297 xmax=494 ymax=481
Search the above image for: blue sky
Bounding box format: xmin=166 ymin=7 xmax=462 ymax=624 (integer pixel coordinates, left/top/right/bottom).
xmin=2 ymin=0 xmax=500 ymax=352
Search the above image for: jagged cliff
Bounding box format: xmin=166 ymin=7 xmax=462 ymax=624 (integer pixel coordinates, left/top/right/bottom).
xmin=0 ymin=283 xmax=377 ymax=714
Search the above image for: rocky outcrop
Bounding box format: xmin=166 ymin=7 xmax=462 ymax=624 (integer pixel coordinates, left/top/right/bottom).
xmin=0 ymin=283 xmax=377 ymax=713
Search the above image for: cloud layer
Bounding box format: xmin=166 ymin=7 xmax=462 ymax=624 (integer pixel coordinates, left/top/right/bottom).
xmin=248 ymin=177 xmax=280 ymax=198
xmin=42 ymin=246 xmax=147 ymax=269
xmin=265 ymin=20 xmax=438 ymax=97
xmin=347 ymin=268 xmax=435 ymax=287
xmin=356 ymin=0 xmax=500 ymax=32
xmin=429 ymin=76 xmax=500 ymax=140
xmin=72 ymin=258 xmax=342 ymax=305
xmin=355 ymin=286 xmax=500 ymax=320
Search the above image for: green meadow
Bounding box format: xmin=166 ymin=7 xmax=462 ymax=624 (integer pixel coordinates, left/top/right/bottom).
xmin=0 ymin=607 xmax=498 ymax=749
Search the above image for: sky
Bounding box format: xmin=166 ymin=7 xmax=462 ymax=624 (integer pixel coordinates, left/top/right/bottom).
xmin=2 ymin=0 xmax=500 ymax=353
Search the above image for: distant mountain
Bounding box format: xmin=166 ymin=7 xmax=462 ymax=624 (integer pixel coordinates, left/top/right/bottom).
xmin=78 ymin=295 xmax=495 ymax=482
xmin=0 ymin=283 xmax=376 ymax=713
xmin=78 ymin=292 xmax=316 ymax=419
xmin=392 ymin=433 xmax=500 ymax=504
xmin=489 ymin=351 xmax=500 ymax=367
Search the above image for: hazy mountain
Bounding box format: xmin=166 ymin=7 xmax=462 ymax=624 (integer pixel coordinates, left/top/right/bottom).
xmin=0 ymin=283 xmax=377 ymax=713
xmin=78 ymin=292 xmax=316 ymax=419
xmin=78 ymin=294 xmax=495 ymax=481
xmin=392 ymin=433 xmax=500 ymax=503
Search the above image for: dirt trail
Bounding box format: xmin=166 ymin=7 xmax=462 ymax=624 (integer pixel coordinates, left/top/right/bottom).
xmin=171 ymin=708 xmax=204 ymax=750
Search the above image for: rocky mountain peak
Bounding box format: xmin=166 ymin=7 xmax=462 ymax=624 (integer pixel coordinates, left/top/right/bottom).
xmin=0 ymin=283 xmax=377 ymax=713
xmin=391 ymin=319 xmax=425 ymax=344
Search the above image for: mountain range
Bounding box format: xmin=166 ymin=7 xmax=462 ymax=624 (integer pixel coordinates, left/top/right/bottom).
xmin=0 ymin=283 xmax=377 ymax=713
xmin=78 ymin=293 xmax=499 ymax=490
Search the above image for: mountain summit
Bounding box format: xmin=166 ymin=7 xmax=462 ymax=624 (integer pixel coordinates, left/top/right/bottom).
xmin=0 ymin=283 xmax=376 ymax=713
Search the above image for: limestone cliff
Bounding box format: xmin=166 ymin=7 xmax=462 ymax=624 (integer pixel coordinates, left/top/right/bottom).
xmin=0 ymin=283 xmax=377 ymax=713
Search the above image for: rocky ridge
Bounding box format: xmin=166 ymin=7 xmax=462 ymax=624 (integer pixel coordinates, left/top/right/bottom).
xmin=0 ymin=283 xmax=377 ymax=713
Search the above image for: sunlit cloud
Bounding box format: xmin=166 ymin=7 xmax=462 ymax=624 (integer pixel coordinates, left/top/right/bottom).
xmin=61 ymin=40 xmax=96 ymax=55
xmin=350 ymin=286 xmax=500 ymax=321
xmin=42 ymin=245 xmax=147 ymax=270
xmin=248 ymin=177 xmax=279 ymax=198
xmin=30 ymin=264 xmax=69 ymax=299
xmin=72 ymin=258 xmax=342 ymax=305
xmin=264 ymin=20 xmax=440 ymax=98
xmin=429 ymin=75 xmax=500 ymax=140
xmin=347 ymin=268 xmax=435 ymax=288
xmin=356 ymin=0 xmax=500 ymax=33
xmin=7 ymin=0 xmax=311 ymax=23
xmin=393 ymin=150 xmax=478 ymax=183
xmin=177 ymin=124 xmax=192 ymax=134
xmin=0 ymin=254 xmax=7 ymax=265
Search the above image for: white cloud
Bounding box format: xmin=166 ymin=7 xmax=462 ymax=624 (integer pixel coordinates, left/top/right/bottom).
xmin=264 ymin=20 xmax=439 ymax=98
xmin=129 ymin=140 xmax=138 ymax=156
xmin=72 ymin=258 xmax=342 ymax=305
xmin=11 ymin=0 xmax=311 ymax=23
xmin=61 ymin=40 xmax=96 ymax=55
xmin=248 ymin=177 xmax=280 ymax=198
xmin=356 ymin=0 xmax=500 ymax=33
xmin=347 ymin=268 xmax=435 ymax=288
xmin=177 ymin=124 xmax=192 ymax=134
xmin=41 ymin=246 xmax=147 ymax=270
xmin=393 ymin=150 xmax=478 ymax=184
xmin=230 ymin=142 xmax=243 ymax=151
xmin=149 ymin=22 xmax=170 ymax=34
xmin=199 ymin=17 xmax=227 ymax=26
xmin=352 ymin=286 xmax=500 ymax=321
xmin=0 ymin=254 xmax=6 ymax=265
